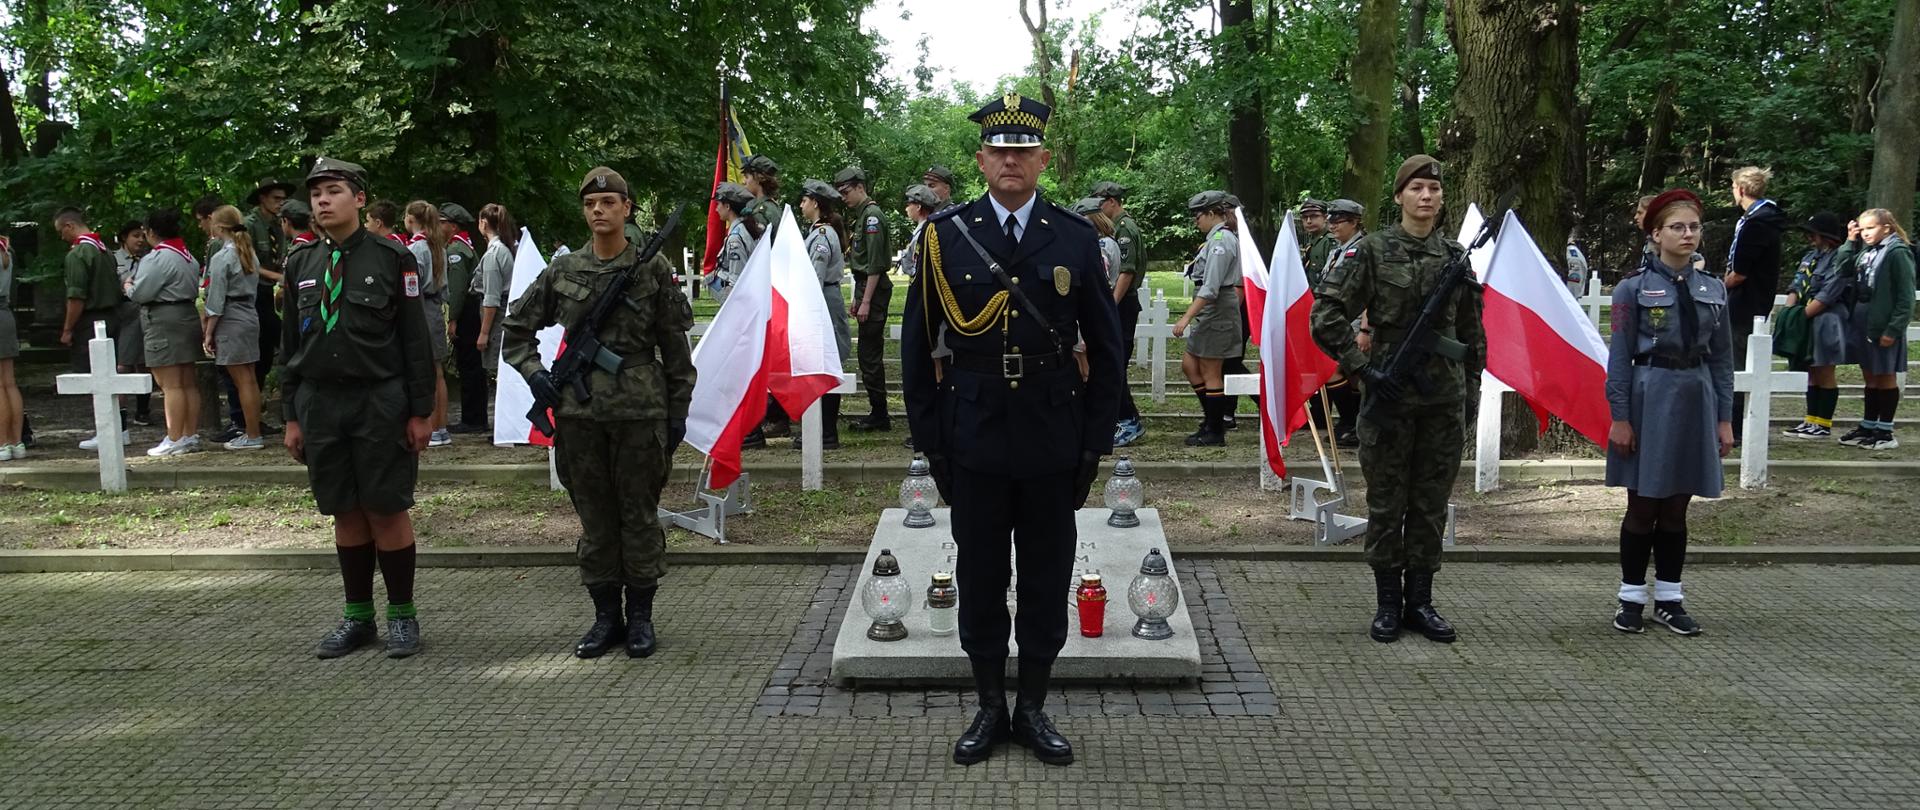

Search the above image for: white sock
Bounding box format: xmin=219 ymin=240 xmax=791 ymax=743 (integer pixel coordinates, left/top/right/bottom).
xmin=1654 ymin=580 xmax=1684 ymax=603
xmin=1618 ymin=582 xmax=1650 ymax=605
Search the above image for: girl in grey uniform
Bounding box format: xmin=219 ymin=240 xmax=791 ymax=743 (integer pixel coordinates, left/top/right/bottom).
xmin=204 ymin=206 xmax=265 ymax=449
xmin=709 ymin=182 xmax=761 ymax=307
xmin=476 ymin=204 xmax=518 ymax=374
xmin=0 ymin=237 xmax=22 ymax=461
xmin=1173 ymin=190 xmax=1243 ymax=447
xmin=1838 ymin=209 xmax=1917 ymax=450
xmin=128 ymin=209 xmax=205 ymax=456
xmin=1605 ymin=189 xmax=1732 ymax=637
xmin=1072 ymin=197 xmax=1124 ymax=284
xmin=801 ymin=179 xmax=853 ymax=450
xmin=1781 ymin=213 xmax=1852 ymax=439
xmin=404 ymin=201 xmax=453 ymax=447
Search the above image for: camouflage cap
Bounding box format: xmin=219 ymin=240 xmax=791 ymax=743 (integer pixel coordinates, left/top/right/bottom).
xmin=742 ymin=155 xmax=779 ymax=176
xmin=580 ymin=166 xmax=630 ymax=199
xmin=1186 ymin=190 xmax=1230 ymax=212
xmin=438 ymin=202 xmax=475 ymax=227
xmin=831 ymin=166 xmax=868 ymax=188
xmin=903 ymin=184 xmax=940 ymax=209
xmin=802 ymin=179 xmax=843 ymax=204
xmin=922 ymin=165 xmax=956 ymax=187
xmin=1394 ymin=154 xmax=1443 ymax=195
xmin=305 ymin=158 xmax=367 ymax=192
xmin=1327 ymin=199 xmax=1365 ymax=219
xmin=1090 ymin=181 xmax=1128 ymax=200
xmin=714 ymin=181 xmax=754 ymax=208
xmin=1070 ymin=196 xmax=1104 ymax=216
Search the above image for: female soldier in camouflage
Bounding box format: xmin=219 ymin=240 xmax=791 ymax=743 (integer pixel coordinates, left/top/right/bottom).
xmin=1605 ymin=189 xmax=1733 ymax=637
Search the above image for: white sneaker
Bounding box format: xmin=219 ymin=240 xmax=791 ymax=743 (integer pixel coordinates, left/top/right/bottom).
xmin=146 ymin=437 xmax=177 ymax=457
xmin=428 ymin=429 xmax=453 ymax=448
xmin=78 ymin=433 xmax=131 ymax=451
xmin=176 ymin=435 xmax=204 ymax=454
xmin=0 ymin=445 xmax=12 ymax=461
xmin=9 ymin=443 xmax=24 ymax=459
xmin=223 ymin=435 xmax=266 ymax=451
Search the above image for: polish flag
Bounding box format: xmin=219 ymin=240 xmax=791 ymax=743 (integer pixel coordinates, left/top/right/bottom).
xmin=1233 ymin=207 xmax=1269 ymax=347
xmin=686 ymin=206 xmax=842 ymax=489
xmin=1257 ymin=211 xmax=1339 ymax=475
xmin=1479 ymin=210 xmax=1610 ymax=446
xmin=491 ymin=228 xmax=560 ymax=446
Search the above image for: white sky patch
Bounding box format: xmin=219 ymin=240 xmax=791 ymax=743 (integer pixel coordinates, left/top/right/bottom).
xmin=866 ymin=0 xmax=1168 ymax=94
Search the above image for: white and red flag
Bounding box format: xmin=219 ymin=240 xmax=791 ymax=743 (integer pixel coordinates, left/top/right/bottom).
xmin=1479 ymin=210 xmax=1610 ymax=446
xmin=686 ymin=206 xmax=842 ymax=489
xmin=1256 ymin=211 xmax=1339 ymax=476
xmin=492 ymin=228 xmax=559 ymax=446
xmin=1234 ymin=208 xmax=1270 ymax=347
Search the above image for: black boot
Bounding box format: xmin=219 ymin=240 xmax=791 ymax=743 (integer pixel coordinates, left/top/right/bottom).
xmin=1185 ymin=398 xmax=1226 ymax=447
xmin=740 ymin=427 xmax=767 ymax=449
xmin=1402 ymin=569 xmax=1457 ymax=643
xmin=763 ymin=396 xmax=791 ymax=438
xmin=821 ymin=395 xmax=841 ymax=449
xmin=625 ymin=585 xmax=658 ymax=658
xmin=574 ymin=584 xmax=626 ymax=659
xmin=953 ymin=657 xmax=1010 ymax=765
xmin=1370 ymin=568 xmax=1403 ymax=643
xmin=851 ymin=391 xmax=891 ymax=432
xmin=1011 ymin=659 xmax=1073 ymax=765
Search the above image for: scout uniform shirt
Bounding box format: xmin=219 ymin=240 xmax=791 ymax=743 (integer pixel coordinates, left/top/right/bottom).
xmin=1310 ymin=223 xmax=1486 ymax=407
xmin=446 ymin=231 xmax=479 ymax=315
xmin=1114 ymin=213 xmax=1146 ymax=312
xmin=244 ymin=208 xmax=286 ymax=273
xmin=1303 ymin=231 xmax=1339 ymax=288
xmin=279 ymin=227 xmax=437 ymax=421
xmin=502 ymin=242 xmax=696 ymax=423
xmin=64 ymin=233 xmax=121 ymax=311
xmin=847 ymin=199 xmax=892 ymax=294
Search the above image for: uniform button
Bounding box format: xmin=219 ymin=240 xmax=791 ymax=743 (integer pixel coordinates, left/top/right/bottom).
xmin=1011 ymin=310 xmax=1020 ymax=318
xmin=964 ymin=274 xmax=973 ymax=280
xmin=1010 ymin=381 xmax=1019 ymax=390
xmin=1012 ymin=276 xmax=1020 ymax=283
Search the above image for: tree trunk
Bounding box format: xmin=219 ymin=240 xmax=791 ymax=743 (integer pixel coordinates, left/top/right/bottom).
xmin=1868 ymin=0 xmax=1920 ymax=227
xmin=1849 ymin=60 xmax=1879 ymax=191
xmin=1442 ymin=0 xmax=1582 ymax=454
xmin=0 ymin=66 xmax=27 ymax=165
xmin=1222 ymin=0 xmax=1272 ymax=254
xmin=1636 ymin=79 xmax=1676 ymax=194
xmin=1341 ymin=0 xmax=1397 ymax=230
xmin=1396 ymin=0 xmax=1430 ymax=157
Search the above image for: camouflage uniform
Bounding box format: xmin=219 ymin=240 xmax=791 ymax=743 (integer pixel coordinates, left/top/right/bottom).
xmin=1310 ymin=223 xmax=1485 ymax=574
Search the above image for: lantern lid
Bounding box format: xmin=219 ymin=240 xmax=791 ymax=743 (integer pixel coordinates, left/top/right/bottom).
xmin=1081 ymin=573 xmax=1102 ymax=584
xmin=907 ymin=455 xmax=931 ymax=476
xmin=1113 ymin=456 xmax=1136 ymax=476
xmin=873 ymin=549 xmax=902 ymax=576
xmin=931 ymin=571 xmax=953 ymax=584
xmin=1139 ymin=547 xmax=1169 ymax=576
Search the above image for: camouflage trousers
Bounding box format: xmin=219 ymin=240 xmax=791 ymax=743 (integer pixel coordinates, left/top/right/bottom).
xmin=554 ymin=418 xmax=672 ymax=588
xmin=1356 ymin=402 xmax=1465 ymax=573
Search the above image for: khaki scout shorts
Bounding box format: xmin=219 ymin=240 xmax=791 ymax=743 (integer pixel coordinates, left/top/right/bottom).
xmin=294 ymin=377 xmax=419 ymax=516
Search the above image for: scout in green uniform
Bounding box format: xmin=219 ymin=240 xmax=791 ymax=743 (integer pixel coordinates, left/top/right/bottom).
xmin=1092 ymin=182 xmax=1148 ymax=446
xmin=282 ymin=158 xmax=438 ymax=659
xmin=504 ymin=167 xmax=696 ymax=660
xmin=440 ymin=203 xmax=491 ymax=433
xmin=742 ymin=154 xmax=783 ymax=238
xmin=835 ymin=166 xmax=894 ymax=432
xmin=1299 ymin=200 xmax=1337 ymax=287
xmin=243 ymin=178 xmax=292 ymax=384
xmin=1310 ymin=155 xmax=1485 ymax=645
xmin=55 ymin=208 xmax=129 ymax=450
xmin=923 ymin=165 xmax=958 ymax=208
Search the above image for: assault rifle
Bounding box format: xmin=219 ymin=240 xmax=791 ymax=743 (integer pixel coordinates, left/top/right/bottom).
xmin=528 ymin=207 xmax=683 ymax=436
xmin=1358 ymin=191 xmax=1516 ymax=419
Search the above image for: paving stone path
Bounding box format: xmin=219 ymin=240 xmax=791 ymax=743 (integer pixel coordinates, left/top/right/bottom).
xmin=2 ymin=561 xmax=1915 ymax=808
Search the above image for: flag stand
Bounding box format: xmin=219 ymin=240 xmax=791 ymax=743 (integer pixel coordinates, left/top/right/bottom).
xmin=658 ymin=458 xmax=754 ymax=544
xmin=1287 ymin=387 xmax=1367 ymax=546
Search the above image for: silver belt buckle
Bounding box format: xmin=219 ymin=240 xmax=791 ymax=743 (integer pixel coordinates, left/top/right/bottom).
xmin=1002 ymin=354 xmax=1025 ymax=379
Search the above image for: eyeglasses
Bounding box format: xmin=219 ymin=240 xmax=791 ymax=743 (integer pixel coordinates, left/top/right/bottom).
xmin=1661 ymin=223 xmax=1703 ymax=235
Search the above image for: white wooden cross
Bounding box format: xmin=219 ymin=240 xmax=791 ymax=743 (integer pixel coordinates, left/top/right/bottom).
xmin=1136 ymin=290 xmax=1169 ymax=368
xmin=1224 ymin=373 xmax=1282 ymax=492
xmin=1473 ymin=371 xmax=1512 ymax=493
xmin=800 ymin=373 xmax=858 ymax=491
xmin=1734 ymin=316 xmax=1807 ymax=489
xmin=54 ymin=321 xmax=152 ymax=493
xmin=1578 ymin=274 xmax=1608 ymax=332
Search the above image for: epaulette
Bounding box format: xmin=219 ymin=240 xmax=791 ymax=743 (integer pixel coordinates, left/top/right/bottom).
xmin=1051 ymin=205 xmax=1093 ymax=229
xmin=287 ymin=238 xmax=324 ymax=258
xmin=929 ymin=204 xmax=968 ymax=223
xmin=371 ymin=234 xmax=414 ymax=258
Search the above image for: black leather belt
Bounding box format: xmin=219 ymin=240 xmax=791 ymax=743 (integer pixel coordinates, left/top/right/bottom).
xmin=145 ymin=300 xmax=196 ymax=307
xmin=950 ymin=349 xmax=1072 ymax=379
xmin=1632 ymin=354 xmax=1702 ymax=369
xmin=228 ymin=296 xmax=254 ymax=302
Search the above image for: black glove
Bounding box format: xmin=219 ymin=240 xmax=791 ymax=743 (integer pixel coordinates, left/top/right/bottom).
xmin=667 ymin=417 xmax=686 ymax=450
xmin=529 ymin=370 xmax=562 ymax=408
xmin=1360 ymin=366 xmax=1404 ymax=403
xmin=927 ymin=454 xmax=954 ymax=505
xmin=1073 ymin=451 xmax=1101 ymax=509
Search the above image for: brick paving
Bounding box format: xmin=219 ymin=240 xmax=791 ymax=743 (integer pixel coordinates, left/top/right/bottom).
xmin=2 ymin=561 xmax=1917 ymax=808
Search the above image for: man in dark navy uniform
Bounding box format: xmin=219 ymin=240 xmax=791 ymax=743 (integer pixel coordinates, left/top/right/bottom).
xmin=901 ymin=92 xmax=1125 ymax=767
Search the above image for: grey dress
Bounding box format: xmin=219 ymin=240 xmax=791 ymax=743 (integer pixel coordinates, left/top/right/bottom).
xmin=710 ymin=220 xmax=753 ymax=306
xmin=410 ymin=237 xmax=451 ymax=362
xmin=1184 ymin=223 xmax=1244 ymax=359
xmin=204 ymin=244 xmax=261 ymax=366
xmin=478 ymin=238 xmax=514 ymax=371
xmin=1604 ymin=258 xmax=1735 ymax=499
xmin=1099 ymin=235 xmax=1122 ymax=290
xmin=806 ymin=223 xmax=854 ymax=361
xmin=113 ymin=248 xmax=145 ymax=366
xmin=0 ymin=248 xmax=16 ymax=359
xmin=1789 ymin=247 xmax=1855 ymax=367
xmin=127 ymin=243 xmax=203 ymax=368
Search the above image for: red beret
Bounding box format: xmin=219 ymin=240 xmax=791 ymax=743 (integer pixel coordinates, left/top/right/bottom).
xmin=1641 ymin=188 xmax=1703 ymax=234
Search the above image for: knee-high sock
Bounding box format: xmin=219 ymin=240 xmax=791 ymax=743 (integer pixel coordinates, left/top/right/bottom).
xmin=1652 ymin=529 xmax=1688 ymax=592
xmin=1204 ymin=389 xmax=1227 ymax=430
xmin=337 ymin=544 xmax=376 ymax=620
xmin=1881 ymin=388 xmax=1901 ymax=429
xmin=1809 ymin=387 xmax=1839 ymax=427
xmin=377 ymin=545 xmax=417 ymax=618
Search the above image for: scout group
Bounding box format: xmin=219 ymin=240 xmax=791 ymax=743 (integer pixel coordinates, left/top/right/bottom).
xmin=8 ymin=93 xmax=1911 ymax=769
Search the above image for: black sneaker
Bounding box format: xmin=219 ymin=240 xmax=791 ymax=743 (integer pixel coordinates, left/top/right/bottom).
xmin=1612 ymin=602 xmax=1646 ymax=634
xmin=315 ymin=618 xmax=378 ymax=659
xmin=1184 ymin=430 xmax=1225 ymax=447
xmin=212 ymin=425 xmax=244 ymax=443
xmin=1220 ymin=414 xmax=1238 ymax=431
xmin=848 ymin=414 xmax=892 ymax=432
xmin=1869 ymin=430 xmax=1900 ymax=451
xmin=1838 ymin=427 xmax=1873 ymax=447
xmin=131 ymin=412 xmax=155 ymax=427
xmin=385 ymin=617 xmax=422 ymax=658
xmin=1651 ymin=602 xmax=1702 ymax=636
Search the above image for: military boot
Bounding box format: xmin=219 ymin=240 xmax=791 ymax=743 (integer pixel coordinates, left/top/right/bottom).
xmin=625 ymin=585 xmax=658 ymax=658
xmin=1011 ymin=659 xmax=1073 ymax=765
xmin=1370 ymin=568 xmax=1403 ymax=643
xmin=1402 ymin=569 xmax=1457 ymax=643
xmin=954 ymin=657 xmax=1010 ymax=765
xmin=574 ymin=584 xmax=626 ymax=659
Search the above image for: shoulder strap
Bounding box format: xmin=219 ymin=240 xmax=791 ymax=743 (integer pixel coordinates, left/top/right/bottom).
xmin=949 ymin=222 xmax=1067 ymax=354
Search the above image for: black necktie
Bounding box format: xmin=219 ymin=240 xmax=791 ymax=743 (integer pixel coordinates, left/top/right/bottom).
xmin=1671 ymin=269 xmax=1700 ymax=354
xmin=1004 ymin=214 xmax=1018 ymax=243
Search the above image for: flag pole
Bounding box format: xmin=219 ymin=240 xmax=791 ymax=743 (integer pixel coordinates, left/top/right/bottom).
xmin=1307 ymin=386 xmax=1344 ymax=496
